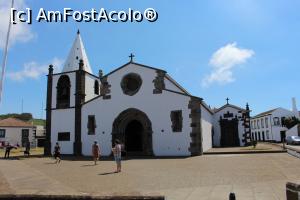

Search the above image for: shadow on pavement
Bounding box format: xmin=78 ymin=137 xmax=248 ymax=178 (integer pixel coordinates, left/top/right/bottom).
xmin=98 ymin=171 xmax=118 ymax=176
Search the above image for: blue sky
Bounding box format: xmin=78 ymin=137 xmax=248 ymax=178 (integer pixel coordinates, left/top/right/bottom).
xmin=0 ymin=0 xmax=299 ymax=118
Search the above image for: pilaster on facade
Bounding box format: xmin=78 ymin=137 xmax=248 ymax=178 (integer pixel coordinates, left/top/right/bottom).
xmin=188 ymin=97 xmax=203 ymax=156
xmin=44 ymin=65 xmax=53 ymax=156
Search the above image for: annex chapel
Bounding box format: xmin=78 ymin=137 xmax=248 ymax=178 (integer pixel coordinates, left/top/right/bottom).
xmin=44 ymin=31 xmax=251 ymax=156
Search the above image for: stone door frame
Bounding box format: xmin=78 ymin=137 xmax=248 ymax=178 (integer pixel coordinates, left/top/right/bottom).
xmin=111 ymin=108 xmax=153 ymax=156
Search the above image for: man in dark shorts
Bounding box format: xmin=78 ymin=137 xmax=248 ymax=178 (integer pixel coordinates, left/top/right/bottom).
xmin=53 ymin=142 xmax=61 ymax=164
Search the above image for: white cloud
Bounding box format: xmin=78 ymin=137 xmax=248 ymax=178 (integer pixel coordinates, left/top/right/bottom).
xmin=7 ymin=58 xmax=64 ymax=81
xmin=0 ymin=0 xmax=35 ymax=49
xmin=202 ymin=42 xmax=254 ymax=87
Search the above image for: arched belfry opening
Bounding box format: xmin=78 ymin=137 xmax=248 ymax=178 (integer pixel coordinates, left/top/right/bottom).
xmin=112 ymin=108 xmax=153 ymax=156
xmin=56 ymin=75 xmax=71 ymax=108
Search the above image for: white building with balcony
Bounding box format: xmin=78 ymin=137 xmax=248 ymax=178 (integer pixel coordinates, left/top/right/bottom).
xmin=250 ymin=107 xmax=298 ymax=142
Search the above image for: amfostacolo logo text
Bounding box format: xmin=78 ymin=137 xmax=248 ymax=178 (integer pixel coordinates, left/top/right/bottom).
xmin=11 ymin=7 xmax=158 ymax=24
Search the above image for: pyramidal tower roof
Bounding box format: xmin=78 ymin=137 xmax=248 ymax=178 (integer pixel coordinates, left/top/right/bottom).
xmin=62 ymin=30 xmax=92 ymax=73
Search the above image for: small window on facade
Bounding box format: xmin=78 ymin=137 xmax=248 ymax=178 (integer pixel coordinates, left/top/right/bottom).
xmin=254 ymin=120 xmax=256 ymax=129
xmin=273 ymin=117 xmax=280 ymax=126
xmin=265 ymin=117 xmax=269 ymax=128
xmin=57 ymin=132 xmax=70 ymax=141
xmin=170 ymin=110 xmax=183 ymax=132
xmin=0 ymin=129 xmax=5 ymax=138
xmin=257 ymin=120 xmax=260 ymax=129
xmin=94 ymin=80 xmax=99 ymax=95
xmin=266 ymin=130 xmax=270 ymax=140
xmin=87 ymin=115 xmax=96 ymax=135
xmin=261 ymin=119 xmax=264 ymax=128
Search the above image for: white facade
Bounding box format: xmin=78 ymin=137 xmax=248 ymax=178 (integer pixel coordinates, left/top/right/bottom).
xmin=251 ymin=107 xmax=298 ymax=142
xmin=49 ymin=62 xmax=212 ymax=156
xmin=81 ymin=64 xmax=194 ymax=156
xmin=0 ymin=127 xmax=35 ymax=146
xmin=212 ymin=104 xmax=248 ymax=147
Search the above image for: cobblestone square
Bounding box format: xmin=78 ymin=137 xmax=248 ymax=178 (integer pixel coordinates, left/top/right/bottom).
xmin=1 ymin=152 xmax=300 ymax=200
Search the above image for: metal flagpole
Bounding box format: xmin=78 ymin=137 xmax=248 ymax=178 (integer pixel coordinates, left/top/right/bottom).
xmin=0 ymin=0 xmax=14 ymax=104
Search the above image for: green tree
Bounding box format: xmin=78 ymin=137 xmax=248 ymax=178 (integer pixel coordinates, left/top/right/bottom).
xmin=282 ymin=116 xmax=300 ymax=129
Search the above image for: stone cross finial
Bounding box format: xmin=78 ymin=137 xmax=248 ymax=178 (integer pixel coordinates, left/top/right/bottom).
xmin=226 ymin=97 xmax=229 ymax=104
xmin=129 ymin=53 xmax=135 ymax=62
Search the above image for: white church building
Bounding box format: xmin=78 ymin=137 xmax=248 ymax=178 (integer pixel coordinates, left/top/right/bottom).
xmin=44 ymin=31 xmax=251 ymax=157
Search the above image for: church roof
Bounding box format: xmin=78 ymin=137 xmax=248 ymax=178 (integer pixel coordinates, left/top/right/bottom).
xmin=62 ymin=30 xmax=92 ymax=73
xmin=253 ymin=108 xmax=278 ymax=118
xmin=104 ymin=61 xmax=166 ymax=77
xmin=0 ymin=118 xmax=34 ymax=128
xmin=104 ymin=61 xmax=191 ymax=95
xmin=214 ymin=104 xmax=246 ymax=114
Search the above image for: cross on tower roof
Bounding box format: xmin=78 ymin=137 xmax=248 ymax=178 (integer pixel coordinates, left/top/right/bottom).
xmin=226 ymin=97 xmax=230 ymax=105
xmin=129 ymin=53 xmax=135 ymax=62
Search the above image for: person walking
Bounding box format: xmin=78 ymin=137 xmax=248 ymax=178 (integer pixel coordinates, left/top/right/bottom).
xmin=92 ymin=141 xmax=100 ymax=165
xmin=53 ymin=142 xmax=61 ymax=164
xmin=24 ymin=141 xmax=30 ymax=157
xmin=112 ymin=139 xmax=122 ymax=173
xmin=4 ymin=142 xmax=14 ymax=159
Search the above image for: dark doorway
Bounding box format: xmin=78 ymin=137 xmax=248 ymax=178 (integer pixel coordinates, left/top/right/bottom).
xmin=125 ymin=120 xmax=143 ymax=152
xmin=220 ymin=118 xmax=240 ymax=147
xmin=21 ymin=129 xmax=29 ymax=147
xmin=112 ymin=108 xmax=153 ymax=156
xmin=280 ymin=131 xmax=286 ymax=142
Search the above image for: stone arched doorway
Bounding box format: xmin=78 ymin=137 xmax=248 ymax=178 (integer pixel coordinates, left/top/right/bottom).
xmin=112 ymin=108 xmax=153 ymax=156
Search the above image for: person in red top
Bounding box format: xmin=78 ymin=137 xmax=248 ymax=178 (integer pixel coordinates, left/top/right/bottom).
xmin=92 ymin=141 xmax=100 ymax=165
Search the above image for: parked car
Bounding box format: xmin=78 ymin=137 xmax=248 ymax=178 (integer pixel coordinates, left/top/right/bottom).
xmin=286 ymin=136 xmax=300 ymax=145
